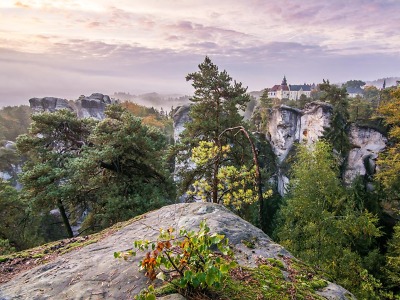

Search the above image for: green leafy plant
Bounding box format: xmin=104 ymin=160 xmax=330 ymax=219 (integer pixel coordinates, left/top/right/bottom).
xmin=115 ymin=220 xmax=234 ymax=298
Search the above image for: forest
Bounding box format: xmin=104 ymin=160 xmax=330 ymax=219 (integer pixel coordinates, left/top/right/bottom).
xmin=0 ymin=57 xmax=399 ymax=299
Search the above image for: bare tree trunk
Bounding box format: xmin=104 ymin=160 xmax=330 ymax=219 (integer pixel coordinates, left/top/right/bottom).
xmin=57 ymin=198 xmax=74 ymax=238
xmin=212 ymin=159 xmax=219 ymax=203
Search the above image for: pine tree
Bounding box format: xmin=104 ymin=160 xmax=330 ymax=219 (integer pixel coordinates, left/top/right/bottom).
xmin=319 ymin=80 xmax=350 ymax=156
xmin=176 ymin=56 xmax=251 ymax=203
xmin=70 ymin=104 xmax=174 ymax=229
xmin=17 ymin=110 xmax=95 ymax=237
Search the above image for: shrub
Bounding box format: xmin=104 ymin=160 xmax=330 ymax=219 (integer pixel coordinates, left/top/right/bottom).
xmin=115 ymin=220 xmax=234 ymax=299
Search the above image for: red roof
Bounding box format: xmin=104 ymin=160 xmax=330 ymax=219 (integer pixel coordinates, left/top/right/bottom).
xmin=270 ymin=84 xmax=289 ymax=91
xmin=270 ymin=85 xmax=280 ymax=91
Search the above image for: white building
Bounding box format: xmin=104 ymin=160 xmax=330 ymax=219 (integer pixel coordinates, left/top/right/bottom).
xmin=346 ymin=87 xmax=364 ymax=98
xmin=268 ymin=76 xmax=313 ymax=100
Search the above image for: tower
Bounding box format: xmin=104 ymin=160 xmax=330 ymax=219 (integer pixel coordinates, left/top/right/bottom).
xmin=281 ymin=76 xmax=287 ymax=86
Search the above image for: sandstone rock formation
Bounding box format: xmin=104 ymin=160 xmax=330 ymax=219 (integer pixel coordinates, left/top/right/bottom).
xmin=29 ymin=93 xmax=117 ymax=120
xmin=173 ymin=105 xmax=191 ymax=143
xmin=0 ymin=202 xmax=353 ymax=300
xmin=29 ymin=97 xmax=72 ymax=113
xmin=344 ymin=125 xmax=387 ymax=184
xmin=300 ymin=102 xmax=332 ymax=146
xmin=173 ymin=102 xmax=387 ymax=196
xmin=267 ymin=102 xmax=332 ymax=163
xmin=267 ymin=105 xmax=302 ymax=163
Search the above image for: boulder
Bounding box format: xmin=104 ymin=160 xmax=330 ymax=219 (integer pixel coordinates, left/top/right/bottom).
xmin=0 ymin=202 xmax=353 ymax=300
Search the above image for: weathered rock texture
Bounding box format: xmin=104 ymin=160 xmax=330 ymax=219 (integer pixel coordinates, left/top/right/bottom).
xmin=29 ymin=93 xmax=116 ymax=120
xmin=267 ymin=102 xmax=332 ymax=163
xmin=0 ymin=202 xmax=352 ymax=300
xmin=29 ymin=97 xmax=72 ymax=112
xmin=265 ymin=102 xmax=386 ymax=194
xmin=173 ymin=105 xmax=191 ymax=143
xmin=300 ymin=102 xmax=333 ymax=146
xmin=267 ymin=105 xmax=302 ymax=163
xmin=172 ymin=102 xmax=387 ymax=196
xmin=344 ymin=125 xmax=387 ymax=184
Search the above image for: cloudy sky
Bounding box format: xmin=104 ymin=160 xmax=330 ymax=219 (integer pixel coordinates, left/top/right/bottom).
xmin=0 ymin=0 xmax=399 ymax=107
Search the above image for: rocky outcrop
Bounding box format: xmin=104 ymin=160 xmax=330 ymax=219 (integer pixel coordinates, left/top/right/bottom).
xmin=267 ymin=105 xmax=301 ymax=163
xmin=29 ymin=97 xmax=72 ymax=113
xmin=265 ymin=102 xmax=387 ymax=194
xmin=300 ymin=102 xmax=332 ymax=145
xmin=173 ymin=105 xmax=191 ymax=143
xmin=172 ymin=102 xmax=387 ymax=196
xmin=261 ymin=102 xmax=332 ymax=194
xmin=0 ymin=202 xmax=353 ymax=299
xmin=267 ymin=102 xmax=332 ymax=163
xmin=172 ymin=105 xmax=196 ymax=193
xmin=29 ymin=93 xmax=117 ymax=120
xmin=344 ymin=125 xmax=387 ymax=183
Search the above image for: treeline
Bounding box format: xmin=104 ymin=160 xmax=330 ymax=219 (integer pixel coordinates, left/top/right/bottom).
xmin=0 ymin=105 xmax=31 ymax=141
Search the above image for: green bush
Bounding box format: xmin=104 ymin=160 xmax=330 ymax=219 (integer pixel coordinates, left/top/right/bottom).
xmin=115 ymin=220 xmax=234 ymax=299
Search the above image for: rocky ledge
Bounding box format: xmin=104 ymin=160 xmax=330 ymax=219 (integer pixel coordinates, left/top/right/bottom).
xmin=29 ymin=93 xmax=117 ymax=120
xmin=0 ymin=202 xmax=353 ymax=300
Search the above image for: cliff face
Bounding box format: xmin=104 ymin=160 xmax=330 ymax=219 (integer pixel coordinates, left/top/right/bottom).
xmin=266 ymin=102 xmax=386 ymax=194
xmin=29 ymin=93 xmax=116 ymax=120
xmin=0 ymin=202 xmax=353 ymax=300
xmin=267 ymin=105 xmax=302 ymax=163
xmin=173 ymin=105 xmax=191 ymax=143
xmin=267 ymin=102 xmax=332 ymax=163
xmin=344 ymin=125 xmax=387 ymax=184
xmin=173 ymin=102 xmax=387 ymax=196
xmin=300 ymin=102 xmax=332 ymax=146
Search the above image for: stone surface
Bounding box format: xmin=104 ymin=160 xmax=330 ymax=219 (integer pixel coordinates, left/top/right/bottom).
xmin=300 ymin=102 xmax=332 ymax=145
xmin=29 ymin=97 xmax=72 ymax=113
xmin=344 ymin=125 xmax=387 ymax=183
xmin=173 ymin=105 xmax=191 ymax=143
xmin=267 ymin=105 xmax=302 ymax=163
xmin=0 ymin=202 xmax=353 ymax=300
xmin=264 ymin=102 xmax=333 ymax=194
xmin=172 ymin=105 xmax=195 ymax=189
xmin=158 ymin=294 xmax=186 ymax=300
xmin=29 ymin=93 xmax=117 ymax=120
xmin=172 ymin=101 xmax=387 ymax=196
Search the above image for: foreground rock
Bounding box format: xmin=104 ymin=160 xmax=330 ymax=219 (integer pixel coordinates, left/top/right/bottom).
xmin=0 ymin=203 xmax=353 ymax=299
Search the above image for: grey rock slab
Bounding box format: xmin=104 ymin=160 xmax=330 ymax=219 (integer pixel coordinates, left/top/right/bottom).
xmin=0 ymin=202 xmax=354 ymax=299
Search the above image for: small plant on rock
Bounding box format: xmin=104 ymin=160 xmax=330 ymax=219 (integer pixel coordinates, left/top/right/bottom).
xmin=115 ymin=220 xmax=234 ymax=299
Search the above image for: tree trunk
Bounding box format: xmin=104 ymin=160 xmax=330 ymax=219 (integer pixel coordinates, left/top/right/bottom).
xmin=219 ymin=126 xmax=267 ymax=231
xmin=212 ymin=158 xmax=220 ymax=203
xmin=57 ymin=198 xmax=74 ymax=238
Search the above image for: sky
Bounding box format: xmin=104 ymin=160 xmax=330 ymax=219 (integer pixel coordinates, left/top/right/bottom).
xmin=0 ymin=0 xmax=399 ymax=107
